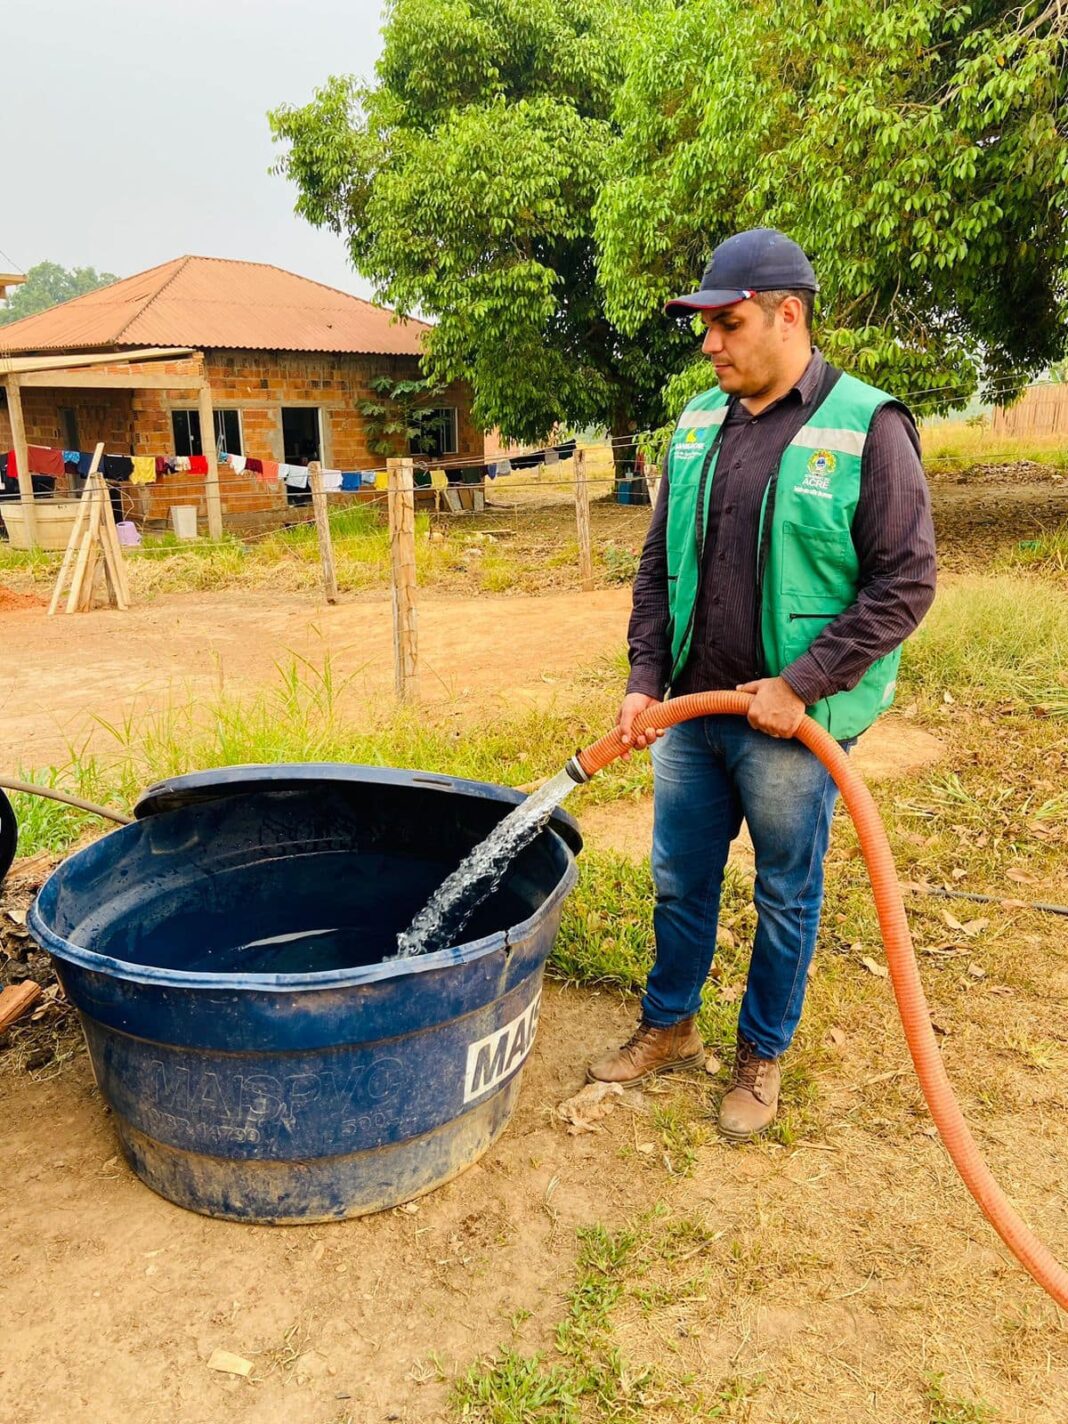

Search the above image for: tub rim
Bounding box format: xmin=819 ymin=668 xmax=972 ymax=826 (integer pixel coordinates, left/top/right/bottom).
xmin=28 ymin=765 xmax=581 ymax=992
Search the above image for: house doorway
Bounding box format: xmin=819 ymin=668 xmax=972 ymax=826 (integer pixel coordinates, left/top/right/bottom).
xmin=281 ymin=407 xmax=321 ymax=507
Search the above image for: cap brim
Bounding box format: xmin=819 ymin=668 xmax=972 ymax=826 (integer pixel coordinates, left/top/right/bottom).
xmin=663 ymin=289 xmax=751 ymax=316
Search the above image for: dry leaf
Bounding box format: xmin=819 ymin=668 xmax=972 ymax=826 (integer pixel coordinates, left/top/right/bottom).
xmin=961 ymin=918 xmax=988 ymax=937
xmin=636 ymin=1142 xmax=656 ymax=1155
xmin=716 ymin=926 xmax=735 ymax=951
xmin=967 ymin=962 xmax=986 ymax=979
xmin=703 ymin=1054 xmax=722 ymax=1076
xmin=207 ymin=1349 xmax=253 ymax=1377
xmin=827 ymin=1028 xmax=846 ymax=1049
xmin=6 ymin=907 xmax=27 ymax=927
xmin=951 ymin=867 xmax=967 ymax=880
xmin=1006 ymin=869 xmax=1039 ymax=885
xmin=860 ymin=956 xmax=889 ymax=979
xmin=941 ymin=910 xmax=965 ymax=932
xmin=942 ymin=691 xmax=955 ymax=704
xmin=557 ymin=1080 xmax=624 ymax=1134
xmin=719 ymin=984 xmax=742 ymax=1003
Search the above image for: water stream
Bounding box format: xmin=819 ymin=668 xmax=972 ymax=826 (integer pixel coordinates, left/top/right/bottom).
xmin=395 ymin=767 xmax=579 ymax=958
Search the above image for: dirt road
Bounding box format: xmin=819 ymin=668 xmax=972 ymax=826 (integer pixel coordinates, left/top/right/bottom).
xmin=0 ymin=588 xmax=634 ymax=769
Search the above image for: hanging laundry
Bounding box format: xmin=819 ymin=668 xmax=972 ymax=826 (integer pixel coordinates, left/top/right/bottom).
xmin=188 ymin=455 xmax=208 ymax=476
xmin=319 ymin=468 xmax=343 ymax=492
xmin=164 ymin=456 xmax=177 ymax=475
xmin=175 ymin=455 xmax=190 ymax=473
xmin=374 ymin=470 xmax=388 ymax=490
xmin=155 ymin=456 xmax=168 ymax=478
xmin=429 ymin=467 xmax=448 ymax=491
xmin=283 ymin=463 xmax=309 ymax=490
xmin=340 ymin=472 xmax=362 ymax=492
xmin=554 ymin=439 xmax=577 ymax=459
xmin=510 ymin=450 xmax=546 ymax=471
xmin=543 ymin=449 xmax=559 ymax=465
xmin=101 ymin=454 xmax=134 ymax=481
xmin=229 ymin=454 xmax=247 ymax=475
xmin=62 ymin=450 xmax=81 ymax=467
xmin=28 ymin=446 xmax=65 ymax=478
xmin=360 ymin=470 xmax=377 ymax=488
xmin=77 ymin=452 xmax=94 ymax=478
xmin=258 ymin=459 xmax=280 ymax=483
xmin=130 ymin=455 xmax=156 ymax=485
xmin=245 ymin=457 xmax=263 ymax=475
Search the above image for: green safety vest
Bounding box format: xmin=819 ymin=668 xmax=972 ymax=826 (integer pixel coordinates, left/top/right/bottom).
xmin=664 ymin=365 xmax=910 ymax=741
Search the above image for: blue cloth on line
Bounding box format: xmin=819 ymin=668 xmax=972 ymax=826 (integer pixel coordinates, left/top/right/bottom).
xmin=361 ymin=470 xmax=377 ymax=488
xmin=340 ymin=472 xmax=362 ymax=491
xmin=76 ymin=452 xmax=94 ymax=477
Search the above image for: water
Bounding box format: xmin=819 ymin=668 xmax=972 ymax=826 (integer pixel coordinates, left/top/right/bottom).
xmin=395 ymin=767 xmax=579 ymax=958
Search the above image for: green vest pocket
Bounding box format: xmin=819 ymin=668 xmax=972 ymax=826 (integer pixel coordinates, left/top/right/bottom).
xmin=778 ymin=521 xmax=856 ymax=604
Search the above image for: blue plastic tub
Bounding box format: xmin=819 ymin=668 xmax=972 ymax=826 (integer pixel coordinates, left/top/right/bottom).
xmin=29 ymin=765 xmax=581 ymax=1223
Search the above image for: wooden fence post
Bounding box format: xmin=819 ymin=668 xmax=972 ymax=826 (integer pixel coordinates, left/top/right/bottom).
xmin=574 ymin=446 xmax=594 ymax=591
xmin=307 ymin=461 xmax=338 ymax=604
xmin=5 ymin=375 xmax=36 ymax=548
xmin=387 ymin=456 xmax=419 ymax=699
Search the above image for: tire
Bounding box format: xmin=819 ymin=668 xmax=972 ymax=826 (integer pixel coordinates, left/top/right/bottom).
xmin=0 ymin=788 xmax=17 ymax=887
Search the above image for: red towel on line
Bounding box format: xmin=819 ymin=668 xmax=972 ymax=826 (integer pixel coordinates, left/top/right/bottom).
xmin=188 ymin=455 xmax=208 ymax=476
xmin=28 ymin=446 xmax=65 ymax=477
xmin=258 ymin=459 xmax=280 ymax=483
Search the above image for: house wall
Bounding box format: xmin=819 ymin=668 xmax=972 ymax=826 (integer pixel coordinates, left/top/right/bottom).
xmin=2 ymin=349 xmax=484 ymax=530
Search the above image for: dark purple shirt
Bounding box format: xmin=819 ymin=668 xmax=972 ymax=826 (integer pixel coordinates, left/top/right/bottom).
xmin=627 ymin=350 xmax=937 ymax=704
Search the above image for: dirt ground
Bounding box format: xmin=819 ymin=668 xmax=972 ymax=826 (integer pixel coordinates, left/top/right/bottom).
xmin=0 ymin=587 xmax=634 ymax=768
xmin=1 ymin=468 xmax=1067 ymax=1422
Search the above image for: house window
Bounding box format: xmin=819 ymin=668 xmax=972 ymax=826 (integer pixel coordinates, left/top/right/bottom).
xmin=411 ymin=407 xmax=458 ymax=458
xmin=171 ymin=408 xmax=243 ymax=458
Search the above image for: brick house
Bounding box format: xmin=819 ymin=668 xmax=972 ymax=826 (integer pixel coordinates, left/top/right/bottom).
xmin=0 ymin=256 xmax=483 ymax=530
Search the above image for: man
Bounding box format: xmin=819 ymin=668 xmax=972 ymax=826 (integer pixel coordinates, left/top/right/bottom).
xmin=587 ymin=228 xmax=936 ymax=1139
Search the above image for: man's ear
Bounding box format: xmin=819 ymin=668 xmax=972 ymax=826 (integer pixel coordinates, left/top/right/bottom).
xmin=780 ymin=295 xmax=803 ymax=337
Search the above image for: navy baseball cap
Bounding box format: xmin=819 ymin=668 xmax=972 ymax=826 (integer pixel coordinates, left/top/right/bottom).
xmin=664 ymin=228 xmax=819 ymax=315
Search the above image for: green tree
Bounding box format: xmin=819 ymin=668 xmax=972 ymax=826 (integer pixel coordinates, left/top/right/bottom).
xmin=596 ymin=0 xmax=1068 ymax=427
xmin=268 ymin=0 xmax=691 ymax=466
xmin=0 ymin=261 xmax=119 ymax=325
xmin=358 ymin=373 xmax=446 ymax=457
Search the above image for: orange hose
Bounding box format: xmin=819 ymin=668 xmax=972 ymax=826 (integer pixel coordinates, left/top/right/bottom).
xmin=577 ymin=691 xmax=1068 ymax=1310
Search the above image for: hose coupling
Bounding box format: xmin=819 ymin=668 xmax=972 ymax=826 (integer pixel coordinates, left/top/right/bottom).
xmin=564 ymin=754 xmax=591 ymax=785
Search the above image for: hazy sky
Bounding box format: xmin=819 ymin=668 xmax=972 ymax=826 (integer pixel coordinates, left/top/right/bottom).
xmin=4 ymin=0 xmax=385 ymax=299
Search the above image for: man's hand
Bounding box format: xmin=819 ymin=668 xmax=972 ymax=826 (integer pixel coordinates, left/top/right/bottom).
xmin=618 ymin=693 xmax=664 ymax=752
xmin=736 ymin=676 xmax=806 ymax=739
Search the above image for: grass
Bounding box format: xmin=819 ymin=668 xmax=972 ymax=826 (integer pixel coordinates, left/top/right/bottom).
xmin=920 ymin=418 xmax=1068 ymax=474
xmin=1009 ymin=523 xmax=1068 ymax=578
xmin=900 ymin=575 xmax=1068 ymax=711
xmin=0 ymin=498 xmax=652 ymax=601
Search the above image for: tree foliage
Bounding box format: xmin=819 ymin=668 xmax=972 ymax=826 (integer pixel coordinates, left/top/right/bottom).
xmin=597 ymin=0 xmax=1068 ymax=419
xmin=357 ymin=374 xmax=446 ymax=457
xmin=269 ymin=0 xmax=690 ymax=447
xmin=0 ymin=261 xmax=119 ymax=326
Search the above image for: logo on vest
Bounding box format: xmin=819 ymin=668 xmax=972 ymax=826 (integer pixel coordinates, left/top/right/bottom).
xmin=675 ymin=425 xmax=706 ymax=460
xmin=797 ymin=448 xmax=837 ymax=500
xmin=807 ymin=448 xmax=837 ymax=477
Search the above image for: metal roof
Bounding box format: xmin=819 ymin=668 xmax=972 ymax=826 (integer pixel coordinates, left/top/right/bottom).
xmin=0 ymin=256 xmax=430 ymax=356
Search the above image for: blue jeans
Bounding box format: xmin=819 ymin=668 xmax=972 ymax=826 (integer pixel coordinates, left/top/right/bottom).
xmin=643 ymin=715 xmax=849 ymax=1059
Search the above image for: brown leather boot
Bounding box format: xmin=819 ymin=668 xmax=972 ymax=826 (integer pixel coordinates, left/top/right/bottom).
xmin=717 ymin=1035 xmax=781 ymax=1141
xmin=586 ymin=1017 xmax=705 ymax=1088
